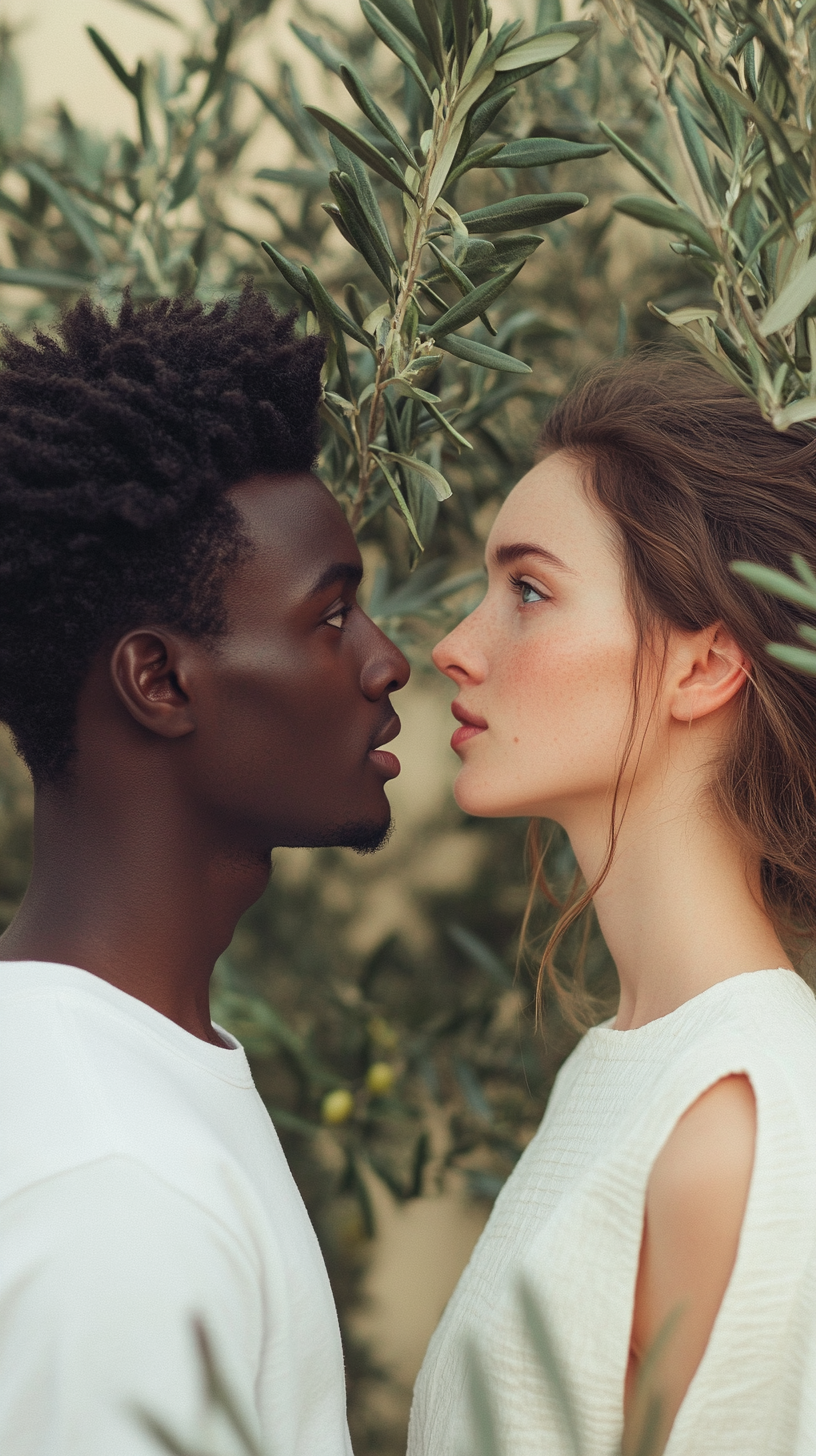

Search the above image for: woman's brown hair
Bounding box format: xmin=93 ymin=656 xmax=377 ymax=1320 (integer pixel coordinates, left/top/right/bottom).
xmin=527 ymin=346 xmax=816 ymax=1025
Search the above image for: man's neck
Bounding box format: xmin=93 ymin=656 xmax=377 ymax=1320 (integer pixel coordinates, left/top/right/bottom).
xmin=0 ymin=786 xmax=270 ymax=1043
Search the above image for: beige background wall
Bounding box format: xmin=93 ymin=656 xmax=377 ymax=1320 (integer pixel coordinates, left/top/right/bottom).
xmin=9 ymin=0 xmax=198 ymax=126
xmin=7 ymin=0 xmax=582 ymax=128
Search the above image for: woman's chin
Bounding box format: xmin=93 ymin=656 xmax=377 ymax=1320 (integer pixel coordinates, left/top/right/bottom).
xmin=453 ymin=765 xmax=552 ymax=820
xmin=452 ymin=768 xmax=517 ymax=819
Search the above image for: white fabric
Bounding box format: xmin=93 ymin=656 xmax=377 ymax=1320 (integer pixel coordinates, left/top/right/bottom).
xmin=409 ymin=968 xmax=816 ymax=1456
xmin=0 ymin=960 xmax=353 ymax=1456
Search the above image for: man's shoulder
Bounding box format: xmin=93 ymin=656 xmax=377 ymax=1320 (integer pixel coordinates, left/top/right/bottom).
xmin=2 ymin=1152 xmax=260 ymax=1272
xmin=0 ymin=961 xmax=117 ymax=1195
xmin=0 ymin=960 xmax=265 ymax=1216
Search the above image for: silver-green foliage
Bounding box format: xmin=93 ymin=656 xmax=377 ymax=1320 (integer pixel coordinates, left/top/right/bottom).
xmin=599 ymin=0 xmax=816 ymax=430
xmin=0 ymin=0 xmax=605 ymax=583
xmin=260 ymin=0 xmax=607 ymax=546
xmin=597 ymin=0 xmax=816 ymax=673
xmin=0 ymin=2 xmax=278 ymax=305
xmin=733 ymin=553 xmax=816 ymax=674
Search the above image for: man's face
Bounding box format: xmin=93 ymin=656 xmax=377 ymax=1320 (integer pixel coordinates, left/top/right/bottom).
xmin=182 ymin=472 xmax=409 ymax=851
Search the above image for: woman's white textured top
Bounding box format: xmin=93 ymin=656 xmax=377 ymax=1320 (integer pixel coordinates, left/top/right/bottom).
xmin=408 ymin=969 xmax=816 ymax=1456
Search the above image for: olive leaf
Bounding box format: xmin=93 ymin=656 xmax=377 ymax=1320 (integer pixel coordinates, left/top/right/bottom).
xmin=289 ymin=23 xmax=346 ymax=76
xmin=483 ymin=137 xmax=609 ymax=168
xmin=412 ymin=0 xmax=446 ymax=77
xmin=670 ymin=82 xmax=718 ymax=202
xmin=423 ymin=262 xmax=522 ymax=335
xmin=597 ymin=121 xmax=682 ymax=205
xmin=303 ymin=261 xmax=372 ymax=349
xmin=260 ymin=240 xmax=311 ymax=300
xmin=16 ymin=161 xmax=105 ymax=263
xmin=372 ymin=447 xmax=452 ymax=500
xmin=359 ymin=0 xmax=434 ymax=100
xmin=759 ymin=255 xmax=816 ymax=338
xmin=368 ymin=0 xmax=431 ymax=58
xmin=255 ymin=167 xmax=328 ymax=190
xmin=372 ymin=453 xmax=424 ymax=548
xmin=436 ymin=333 xmax=533 ymax=373
xmin=612 ymin=195 xmax=719 ymax=260
xmin=469 ymin=85 xmax=517 ymax=142
xmin=494 ymin=30 xmax=580 ymax=71
xmin=306 ymin=108 xmax=415 ymax=194
xmin=731 ymin=561 xmax=816 ymax=609
xmin=459 ymin=191 xmax=588 ymax=232
xmin=0 ymin=265 xmax=91 ymax=289
xmin=328 ymin=172 xmax=396 ymax=295
xmin=339 ymin=65 xmax=416 ymax=168
xmin=86 ymin=26 xmax=138 ymax=94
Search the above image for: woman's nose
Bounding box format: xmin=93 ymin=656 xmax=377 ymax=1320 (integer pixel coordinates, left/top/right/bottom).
xmin=431 ymin=618 xmax=488 ymax=684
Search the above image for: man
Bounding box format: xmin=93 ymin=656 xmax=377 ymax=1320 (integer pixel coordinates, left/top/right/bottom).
xmin=0 ymin=286 xmax=409 ymax=1454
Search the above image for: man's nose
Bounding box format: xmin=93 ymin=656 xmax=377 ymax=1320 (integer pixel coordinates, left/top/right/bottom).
xmin=361 ymin=622 xmax=410 ymax=700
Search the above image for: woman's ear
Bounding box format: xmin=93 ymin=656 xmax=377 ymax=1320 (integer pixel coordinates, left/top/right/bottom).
xmin=110 ymin=630 xmax=196 ymax=739
xmin=669 ymin=624 xmax=751 ymax=725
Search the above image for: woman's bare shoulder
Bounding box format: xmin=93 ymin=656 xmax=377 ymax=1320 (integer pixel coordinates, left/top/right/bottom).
xmin=651 ymin=1073 xmax=756 ymax=1208
xmin=625 ymin=1076 xmax=757 ymax=1452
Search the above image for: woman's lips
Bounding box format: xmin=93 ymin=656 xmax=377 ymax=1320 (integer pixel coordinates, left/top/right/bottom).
xmin=450 ymin=703 xmax=487 ymax=753
xmin=451 ymin=723 xmax=485 ymax=751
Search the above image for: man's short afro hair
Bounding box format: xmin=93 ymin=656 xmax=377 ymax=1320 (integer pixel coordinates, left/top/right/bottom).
xmin=0 ymin=282 xmax=326 ymax=784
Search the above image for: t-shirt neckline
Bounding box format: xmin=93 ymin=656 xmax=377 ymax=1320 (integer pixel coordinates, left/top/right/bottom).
xmin=0 ymin=959 xmax=253 ymax=1084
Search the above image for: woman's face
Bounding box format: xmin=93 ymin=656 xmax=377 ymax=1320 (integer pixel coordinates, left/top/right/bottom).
xmin=432 ymin=449 xmax=642 ymax=824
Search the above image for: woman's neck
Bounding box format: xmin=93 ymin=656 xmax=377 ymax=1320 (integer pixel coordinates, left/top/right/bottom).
xmin=563 ymin=753 xmax=791 ymax=1031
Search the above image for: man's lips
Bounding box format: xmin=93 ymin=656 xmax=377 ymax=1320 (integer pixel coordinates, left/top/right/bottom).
xmin=368 ymin=713 xmax=401 ymax=779
xmin=450 ymin=701 xmax=487 ymax=753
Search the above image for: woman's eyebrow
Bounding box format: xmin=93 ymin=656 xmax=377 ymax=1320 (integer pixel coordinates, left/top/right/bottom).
xmin=307 ymin=562 xmax=364 ymax=597
xmin=490 ymin=541 xmax=576 ymax=576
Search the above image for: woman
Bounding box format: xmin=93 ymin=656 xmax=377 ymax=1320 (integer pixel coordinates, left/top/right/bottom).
xmin=409 ymin=350 xmax=816 ymax=1456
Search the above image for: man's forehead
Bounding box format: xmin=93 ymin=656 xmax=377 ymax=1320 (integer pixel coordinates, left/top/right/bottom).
xmin=229 ymin=468 xmax=333 ymax=516
xmin=226 ymin=471 xmax=362 ymax=586
xmin=230 ymin=471 xmax=352 ymax=540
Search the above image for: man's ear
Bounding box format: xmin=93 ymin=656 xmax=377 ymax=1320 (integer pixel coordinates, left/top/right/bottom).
xmin=669 ymin=623 xmax=751 ymax=725
xmin=110 ymin=630 xmax=196 ymax=739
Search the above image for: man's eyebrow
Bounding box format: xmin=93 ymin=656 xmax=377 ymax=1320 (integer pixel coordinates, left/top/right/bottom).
xmin=490 ymin=542 xmax=577 ymax=576
xmin=307 ymin=562 xmax=364 ymax=597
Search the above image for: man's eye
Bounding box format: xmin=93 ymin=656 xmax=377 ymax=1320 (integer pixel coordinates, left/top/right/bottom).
xmin=325 ymin=607 xmax=349 ymax=629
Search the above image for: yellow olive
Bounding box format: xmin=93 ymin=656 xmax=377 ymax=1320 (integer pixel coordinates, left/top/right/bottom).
xmin=322 ymin=1088 xmax=354 ymax=1125
xmin=366 ymin=1061 xmax=395 ymax=1096
xmin=367 ymin=1015 xmax=398 ymax=1050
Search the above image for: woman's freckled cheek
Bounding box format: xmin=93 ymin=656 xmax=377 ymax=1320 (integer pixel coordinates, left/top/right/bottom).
xmin=496 ymin=629 xmax=625 ymax=737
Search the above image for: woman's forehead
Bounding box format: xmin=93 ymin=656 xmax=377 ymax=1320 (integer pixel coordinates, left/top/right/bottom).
xmin=488 ymin=452 xmax=617 ymax=564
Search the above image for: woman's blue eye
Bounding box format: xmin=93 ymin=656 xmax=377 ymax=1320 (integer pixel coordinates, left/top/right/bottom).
xmin=520 ymin=582 xmax=544 ymax=604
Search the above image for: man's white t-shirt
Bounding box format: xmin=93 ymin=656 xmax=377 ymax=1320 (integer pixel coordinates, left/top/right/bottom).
xmin=0 ymin=960 xmax=354 ymax=1456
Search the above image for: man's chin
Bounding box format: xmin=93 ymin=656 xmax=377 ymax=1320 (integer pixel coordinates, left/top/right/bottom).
xmin=279 ymin=816 xmax=394 ymax=854
xmin=341 ymin=816 xmax=394 ymax=855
